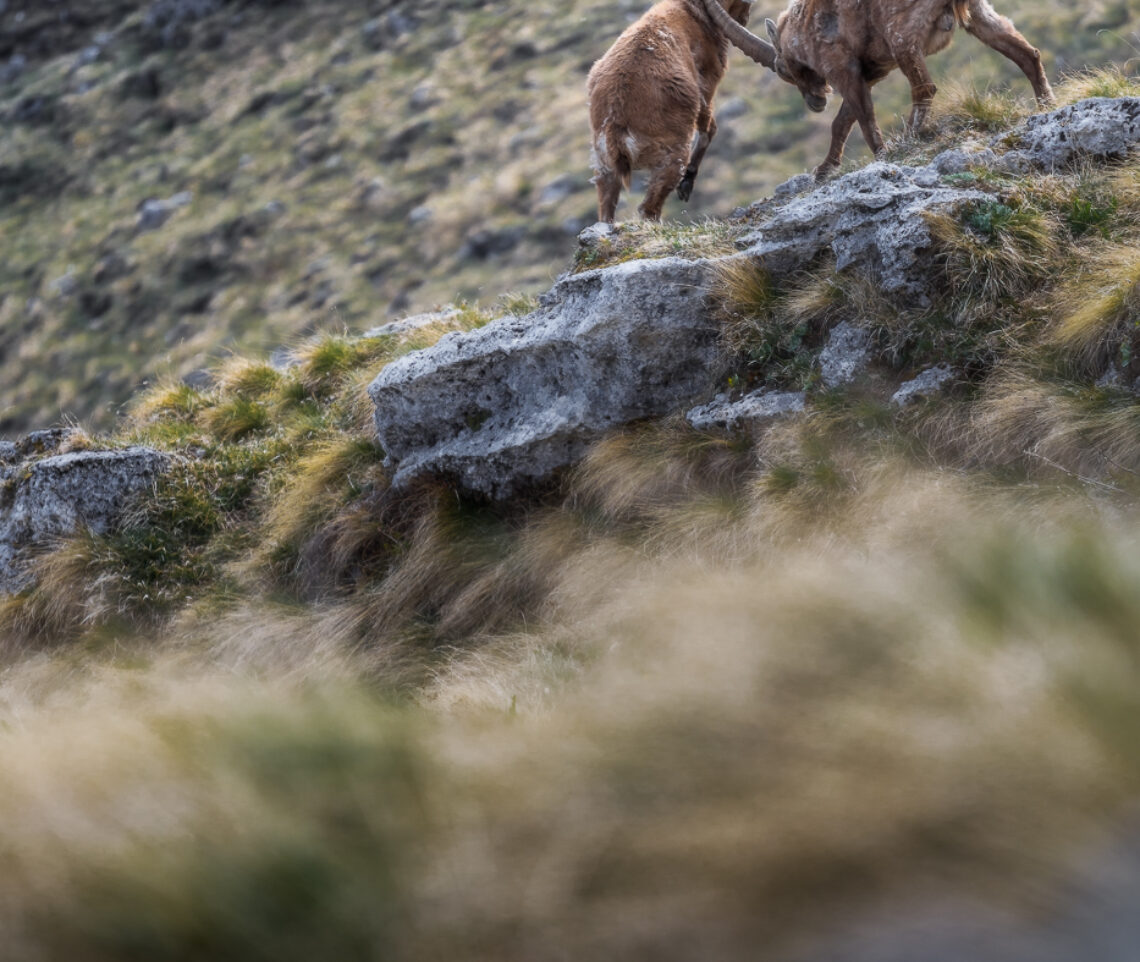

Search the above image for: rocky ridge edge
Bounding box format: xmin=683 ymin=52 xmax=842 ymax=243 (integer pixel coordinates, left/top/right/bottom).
xmin=369 ymin=97 xmax=1140 ymax=498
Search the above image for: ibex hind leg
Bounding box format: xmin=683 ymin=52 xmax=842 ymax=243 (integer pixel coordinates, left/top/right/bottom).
xmin=595 ymin=168 xmax=624 ymax=224
xmin=639 ymin=152 xmax=688 ymax=221
xmin=966 ymin=0 xmax=1054 ymax=103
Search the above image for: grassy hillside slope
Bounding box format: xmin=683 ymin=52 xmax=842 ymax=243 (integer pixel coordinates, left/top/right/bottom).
xmin=0 ymin=0 xmax=1137 ymax=431
xmin=2 ymin=3 xmax=1140 ymax=957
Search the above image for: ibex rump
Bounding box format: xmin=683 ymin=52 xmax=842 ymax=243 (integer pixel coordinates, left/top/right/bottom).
xmin=703 ymin=0 xmax=1055 ymax=178
xmin=588 ymin=0 xmax=755 ymax=222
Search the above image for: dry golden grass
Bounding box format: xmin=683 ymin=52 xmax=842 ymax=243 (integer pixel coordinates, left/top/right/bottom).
xmin=214 ymin=357 xmax=283 ymax=400
xmin=711 ymin=256 xmax=797 ymax=367
xmin=126 ymin=379 xmax=213 ymax=426
xmin=969 ymin=369 xmax=1140 ymax=479
xmin=1055 ymin=64 xmax=1140 ymax=105
xmin=928 ymin=81 xmax=1034 ymax=132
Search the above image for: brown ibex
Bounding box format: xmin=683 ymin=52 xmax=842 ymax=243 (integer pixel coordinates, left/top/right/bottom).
xmin=701 ymin=0 xmax=1055 ymax=178
xmin=588 ymin=0 xmax=756 ymax=222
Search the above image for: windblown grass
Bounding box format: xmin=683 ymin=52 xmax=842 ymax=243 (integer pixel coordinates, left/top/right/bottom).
xmin=4 ymin=469 xmax=1140 ymax=960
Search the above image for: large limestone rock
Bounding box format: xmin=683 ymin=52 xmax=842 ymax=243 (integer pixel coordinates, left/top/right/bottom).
xmin=0 ymin=438 xmax=171 ymax=592
xmin=368 ymin=162 xmax=993 ymax=496
xmin=369 ymin=257 xmax=720 ymax=498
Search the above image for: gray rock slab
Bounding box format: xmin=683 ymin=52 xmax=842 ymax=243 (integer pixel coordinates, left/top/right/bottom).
xmin=736 ymin=162 xmax=991 ymax=305
xmin=0 ymin=445 xmax=172 ymax=592
xmin=686 ymin=391 xmax=806 ymax=432
xmin=369 ymin=257 xmax=720 ymax=498
xmin=819 ymin=321 xmax=872 ymax=388
xmin=891 ymin=364 xmax=955 ymax=406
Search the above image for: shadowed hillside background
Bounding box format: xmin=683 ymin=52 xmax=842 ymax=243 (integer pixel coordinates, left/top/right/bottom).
xmin=0 ymin=0 xmax=1137 ymax=431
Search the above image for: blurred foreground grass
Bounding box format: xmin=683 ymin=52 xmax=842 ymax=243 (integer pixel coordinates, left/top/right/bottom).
xmin=3 ymin=468 xmax=1140 ymax=960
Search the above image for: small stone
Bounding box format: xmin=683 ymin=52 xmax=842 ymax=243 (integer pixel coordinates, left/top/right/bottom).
xmin=686 ymin=391 xmax=806 ymax=432
xmin=891 ymin=364 xmax=954 ymax=406
xmin=577 ymin=222 xmax=615 ymax=247
xmin=819 ymin=321 xmax=872 ymax=388
xmin=136 ymin=190 xmax=193 ymax=230
xmin=49 ymin=271 xmax=79 ymax=299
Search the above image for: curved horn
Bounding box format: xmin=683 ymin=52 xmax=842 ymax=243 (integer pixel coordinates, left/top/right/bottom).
xmin=701 ymin=0 xmax=778 ymax=70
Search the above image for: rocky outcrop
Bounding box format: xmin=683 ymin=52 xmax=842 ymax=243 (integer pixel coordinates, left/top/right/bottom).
xmin=368 ymin=156 xmax=995 ymax=494
xmin=369 ymin=257 xmax=719 ymax=498
xmin=369 ymin=99 xmax=1140 ymax=497
xmin=0 ymin=438 xmax=171 ymax=592
xmin=368 ymin=156 xmax=985 ymax=494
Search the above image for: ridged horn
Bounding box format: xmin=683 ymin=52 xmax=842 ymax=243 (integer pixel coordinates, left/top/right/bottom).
xmin=701 ymin=0 xmax=778 ymax=70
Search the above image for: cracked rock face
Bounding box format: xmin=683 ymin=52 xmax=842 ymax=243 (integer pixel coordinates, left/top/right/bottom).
xmin=0 ymin=443 xmax=172 ymax=592
xmin=369 ymin=257 xmax=721 ymax=498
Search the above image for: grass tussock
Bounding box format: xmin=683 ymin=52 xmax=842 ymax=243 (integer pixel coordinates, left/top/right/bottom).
xmin=928 ymin=82 xmax=1033 ymax=134
xmin=1048 ymin=242 xmax=1140 ymax=377
xmin=969 ymin=369 xmax=1140 ymax=479
xmin=261 ymin=437 xmax=391 ymax=592
xmin=929 ymin=197 xmax=1061 ymax=302
xmin=1056 ymin=64 xmax=1140 ymax=105
xmin=713 ymin=258 xmax=829 ymax=390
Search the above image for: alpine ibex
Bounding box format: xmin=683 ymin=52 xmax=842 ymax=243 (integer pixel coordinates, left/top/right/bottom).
xmin=588 ymin=0 xmax=756 ymax=222
xmin=702 ymin=0 xmax=1055 ymax=178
